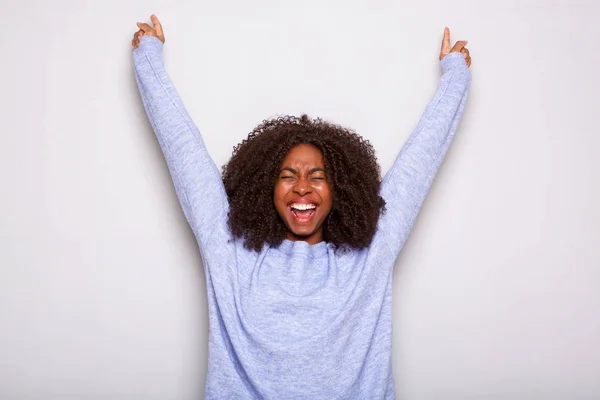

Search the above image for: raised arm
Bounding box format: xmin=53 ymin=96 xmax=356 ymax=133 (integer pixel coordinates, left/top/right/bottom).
xmin=131 ymin=16 xmax=230 ymax=248
xmin=376 ymin=28 xmax=472 ymax=258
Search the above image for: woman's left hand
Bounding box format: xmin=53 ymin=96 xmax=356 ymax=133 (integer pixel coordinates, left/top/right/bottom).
xmin=439 ymin=27 xmax=471 ymax=68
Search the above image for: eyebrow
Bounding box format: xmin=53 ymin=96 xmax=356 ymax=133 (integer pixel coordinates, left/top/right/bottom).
xmin=280 ymin=167 xmax=326 ymax=174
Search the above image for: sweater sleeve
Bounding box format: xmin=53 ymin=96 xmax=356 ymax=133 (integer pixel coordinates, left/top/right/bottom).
xmin=132 ymin=36 xmax=230 ymax=248
xmin=375 ymin=52 xmax=471 ymax=258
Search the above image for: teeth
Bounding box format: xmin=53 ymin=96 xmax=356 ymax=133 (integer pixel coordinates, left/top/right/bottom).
xmin=290 ymin=203 xmax=316 ymax=210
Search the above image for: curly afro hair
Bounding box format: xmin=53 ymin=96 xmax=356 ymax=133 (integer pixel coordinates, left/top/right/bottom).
xmin=222 ymin=114 xmax=386 ymax=252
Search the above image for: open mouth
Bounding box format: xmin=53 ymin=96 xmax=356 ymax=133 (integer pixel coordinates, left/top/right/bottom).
xmin=289 ymin=203 xmax=317 ymax=222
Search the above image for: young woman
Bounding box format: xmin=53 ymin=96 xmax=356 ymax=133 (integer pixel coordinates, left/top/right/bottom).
xmin=132 ymin=15 xmax=471 ymax=399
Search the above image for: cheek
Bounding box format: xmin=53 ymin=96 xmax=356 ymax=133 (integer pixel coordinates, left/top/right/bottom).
xmin=318 ymin=185 xmax=333 ymax=210
xmin=273 ymin=182 xmax=287 ymax=204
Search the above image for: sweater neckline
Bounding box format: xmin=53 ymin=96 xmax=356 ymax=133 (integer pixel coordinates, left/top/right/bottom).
xmin=276 ymin=239 xmax=329 ymax=258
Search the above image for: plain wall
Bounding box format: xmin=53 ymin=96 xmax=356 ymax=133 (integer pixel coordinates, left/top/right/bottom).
xmin=1 ymin=0 xmax=599 ymax=398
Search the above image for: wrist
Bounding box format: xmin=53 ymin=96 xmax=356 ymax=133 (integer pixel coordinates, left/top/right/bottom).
xmin=440 ymin=52 xmax=467 ymax=73
xmin=137 ymin=35 xmax=164 ymax=52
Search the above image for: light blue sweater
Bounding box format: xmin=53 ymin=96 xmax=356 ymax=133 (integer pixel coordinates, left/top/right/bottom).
xmin=133 ymin=36 xmax=470 ymax=399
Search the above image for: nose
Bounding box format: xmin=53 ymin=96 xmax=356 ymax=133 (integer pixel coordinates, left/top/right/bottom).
xmin=293 ymin=177 xmax=312 ymax=195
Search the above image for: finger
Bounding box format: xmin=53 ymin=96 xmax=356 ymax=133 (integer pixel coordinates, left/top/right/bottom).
xmin=460 ymin=47 xmax=471 ymax=66
xmin=151 ymin=15 xmax=163 ymax=36
xmin=450 ymin=40 xmax=468 ymax=53
xmin=463 ymin=52 xmax=471 ymax=66
xmin=461 ymin=49 xmax=469 ymax=62
xmin=441 ymin=27 xmax=451 ymax=53
xmin=136 ymin=22 xmax=154 ymax=33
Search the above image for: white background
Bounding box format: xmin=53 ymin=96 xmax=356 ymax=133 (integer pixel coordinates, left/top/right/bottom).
xmin=1 ymin=0 xmax=599 ymax=398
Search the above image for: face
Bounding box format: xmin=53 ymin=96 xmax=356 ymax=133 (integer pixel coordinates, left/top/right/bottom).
xmin=273 ymin=144 xmax=333 ymax=245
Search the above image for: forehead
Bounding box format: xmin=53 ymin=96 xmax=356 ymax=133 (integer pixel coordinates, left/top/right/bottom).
xmin=280 ymin=144 xmax=324 ymax=167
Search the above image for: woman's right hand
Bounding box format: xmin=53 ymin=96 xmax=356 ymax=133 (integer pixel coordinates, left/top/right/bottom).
xmin=132 ymin=14 xmax=165 ymax=49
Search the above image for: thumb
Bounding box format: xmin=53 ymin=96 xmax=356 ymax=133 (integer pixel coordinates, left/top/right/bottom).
xmin=137 ymin=22 xmax=153 ymax=33
xmin=450 ymin=40 xmax=468 ymax=53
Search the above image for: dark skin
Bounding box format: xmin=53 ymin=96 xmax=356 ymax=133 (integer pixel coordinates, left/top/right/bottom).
xmin=273 ymin=144 xmax=333 ymax=245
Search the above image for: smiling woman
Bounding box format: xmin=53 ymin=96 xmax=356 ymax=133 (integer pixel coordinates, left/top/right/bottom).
xmin=274 ymin=144 xmax=333 ymax=244
xmin=132 ymin=14 xmax=471 ymax=399
xmin=223 ymin=115 xmax=385 ymax=251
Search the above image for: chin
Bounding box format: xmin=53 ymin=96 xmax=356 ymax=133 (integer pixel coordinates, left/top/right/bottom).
xmin=286 ymin=221 xmax=324 ymax=241
xmin=289 ymin=227 xmax=317 ymax=237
